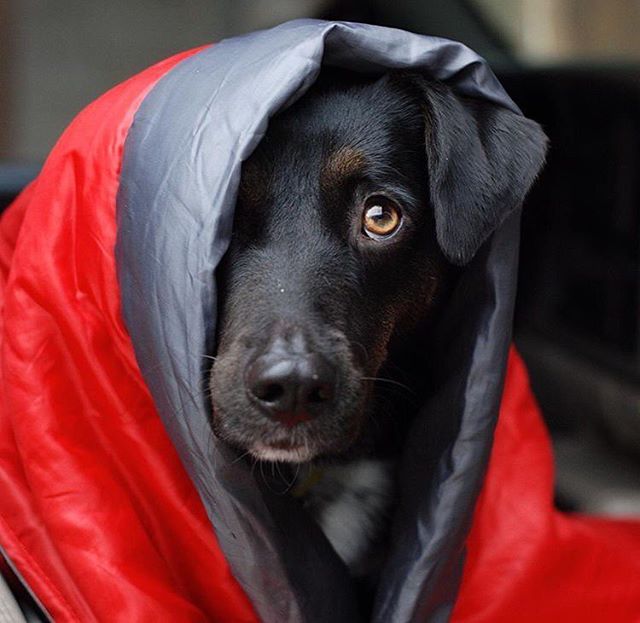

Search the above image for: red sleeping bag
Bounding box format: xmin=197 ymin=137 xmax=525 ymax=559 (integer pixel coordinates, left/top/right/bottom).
xmin=0 ymin=20 xmax=639 ymax=623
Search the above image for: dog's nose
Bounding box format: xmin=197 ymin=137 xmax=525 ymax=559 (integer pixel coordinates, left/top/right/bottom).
xmin=246 ymin=347 xmax=335 ymax=427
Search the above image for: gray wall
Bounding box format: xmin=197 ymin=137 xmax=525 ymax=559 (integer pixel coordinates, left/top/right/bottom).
xmin=4 ymin=0 xmax=327 ymax=162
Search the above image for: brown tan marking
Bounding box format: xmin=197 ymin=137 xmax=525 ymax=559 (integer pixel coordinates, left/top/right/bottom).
xmin=238 ymin=160 xmax=268 ymax=205
xmin=320 ymin=147 xmax=367 ymax=192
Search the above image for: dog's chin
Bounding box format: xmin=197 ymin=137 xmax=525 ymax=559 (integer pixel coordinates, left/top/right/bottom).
xmin=215 ymin=425 xmax=360 ymax=464
xmin=249 ymin=442 xmax=316 ymax=463
xmin=212 ymin=412 xmax=365 ymax=465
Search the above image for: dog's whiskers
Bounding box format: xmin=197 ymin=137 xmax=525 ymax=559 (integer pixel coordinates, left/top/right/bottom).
xmin=291 ymin=462 xmax=301 ymax=492
xmin=231 ymin=448 xmax=252 ymax=465
xmin=350 ymin=341 xmax=370 ymax=362
xmin=375 ymin=386 xmax=419 ymax=409
xmin=258 ymin=460 xmax=286 ymax=495
xmin=360 ymin=376 xmax=416 ymax=396
xmin=249 ymin=456 xmax=258 ymax=479
xmin=273 ymin=461 xmax=299 ymax=495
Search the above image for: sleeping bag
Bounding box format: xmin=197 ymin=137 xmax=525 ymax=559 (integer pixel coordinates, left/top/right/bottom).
xmin=0 ymin=19 xmax=639 ymax=623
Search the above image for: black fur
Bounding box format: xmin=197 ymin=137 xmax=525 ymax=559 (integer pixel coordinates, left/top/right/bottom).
xmin=401 ymin=75 xmax=548 ymax=265
xmin=209 ymin=70 xmax=546 ymax=466
xmin=208 ymin=72 xmax=546 ymax=592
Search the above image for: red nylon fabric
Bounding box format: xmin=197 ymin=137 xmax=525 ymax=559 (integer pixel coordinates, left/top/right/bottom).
xmin=452 ymin=348 xmax=640 ymax=622
xmin=0 ymin=50 xmax=258 ymax=623
xmin=2 ymin=48 xmax=639 ymax=623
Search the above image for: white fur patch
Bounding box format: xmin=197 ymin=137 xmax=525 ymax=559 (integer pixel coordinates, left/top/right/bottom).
xmin=309 ymin=459 xmax=394 ymax=571
xmin=251 ymin=442 xmax=314 ymax=463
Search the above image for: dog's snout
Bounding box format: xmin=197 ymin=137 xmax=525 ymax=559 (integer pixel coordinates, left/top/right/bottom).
xmin=245 ymin=330 xmax=336 ymax=427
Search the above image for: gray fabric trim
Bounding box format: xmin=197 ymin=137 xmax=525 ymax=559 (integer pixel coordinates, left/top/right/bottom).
xmin=0 ymin=575 xmax=26 ymax=623
xmin=0 ymin=550 xmax=50 ymax=623
xmin=116 ymin=19 xmax=522 ymax=622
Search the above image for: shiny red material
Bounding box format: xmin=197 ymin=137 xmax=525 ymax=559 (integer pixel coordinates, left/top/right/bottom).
xmin=453 ymin=349 xmax=640 ymax=622
xmin=1 ymin=49 xmax=639 ymax=622
xmin=0 ymin=50 xmax=258 ymax=622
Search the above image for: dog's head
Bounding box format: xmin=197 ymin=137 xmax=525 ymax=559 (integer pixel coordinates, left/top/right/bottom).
xmin=209 ymin=71 xmax=547 ymax=462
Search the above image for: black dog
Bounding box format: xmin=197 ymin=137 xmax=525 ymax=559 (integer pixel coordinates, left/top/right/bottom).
xmin=209 ymin=70 xmax=546 ymax=574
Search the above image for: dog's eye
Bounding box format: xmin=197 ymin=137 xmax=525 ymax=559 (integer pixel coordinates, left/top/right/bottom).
xmin=362 ymin=196 xmax=402 ymax=239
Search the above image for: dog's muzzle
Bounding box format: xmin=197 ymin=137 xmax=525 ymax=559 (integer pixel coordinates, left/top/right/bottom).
xmin=210 ymin=321 xmax=365 ymax=463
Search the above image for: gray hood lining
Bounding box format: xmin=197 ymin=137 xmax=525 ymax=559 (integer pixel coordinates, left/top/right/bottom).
xmin=116 ymin=19 xmax=521 ymax=623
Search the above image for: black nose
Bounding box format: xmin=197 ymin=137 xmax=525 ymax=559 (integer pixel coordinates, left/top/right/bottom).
xmin=245 ymin=334 xmax=335 ymax=427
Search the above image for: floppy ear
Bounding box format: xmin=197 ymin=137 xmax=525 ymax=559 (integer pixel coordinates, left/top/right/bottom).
xmin=402 ymin=76 xmax=548 ymax=265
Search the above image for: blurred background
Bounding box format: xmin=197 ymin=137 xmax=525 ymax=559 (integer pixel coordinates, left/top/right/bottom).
xmin=1 ymin=0 xmax=639 ymax=516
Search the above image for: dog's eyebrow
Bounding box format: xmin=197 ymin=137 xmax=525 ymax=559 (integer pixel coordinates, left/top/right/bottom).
xmin=321 ymin=147 xmax=367 ymax=190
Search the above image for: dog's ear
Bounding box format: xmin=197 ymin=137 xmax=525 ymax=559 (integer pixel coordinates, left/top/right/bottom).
xmin=399 ymin=75 xmax=548 ymax=265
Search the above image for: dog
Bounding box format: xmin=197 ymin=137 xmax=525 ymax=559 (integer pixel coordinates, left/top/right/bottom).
xmin=209 ymin=69 xmax=546 ymax=578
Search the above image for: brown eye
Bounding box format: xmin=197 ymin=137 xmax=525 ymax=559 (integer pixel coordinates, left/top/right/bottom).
xmin=362 ymin=196 xmax=402 ymax=239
